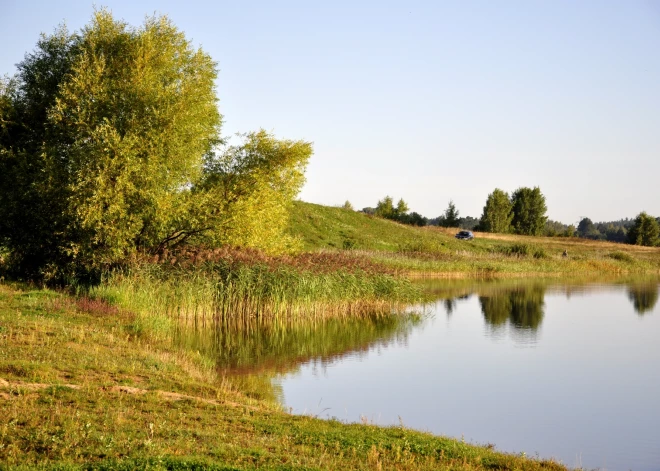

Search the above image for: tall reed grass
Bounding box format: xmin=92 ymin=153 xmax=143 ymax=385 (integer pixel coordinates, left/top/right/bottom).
xmin=92 ymin=248 xmax=421 ymax=338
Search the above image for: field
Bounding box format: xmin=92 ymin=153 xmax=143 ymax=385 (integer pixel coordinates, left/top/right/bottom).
xmin=288 ymin=201 xmax=660 ymax=276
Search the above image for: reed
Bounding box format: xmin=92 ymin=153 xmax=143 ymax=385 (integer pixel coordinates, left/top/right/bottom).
xmin=92 ymin=250 xmax=421 ymax=338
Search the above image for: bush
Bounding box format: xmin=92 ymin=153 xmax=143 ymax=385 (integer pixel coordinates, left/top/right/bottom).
xmin=607 ymin=251 xmax=635 ymax=263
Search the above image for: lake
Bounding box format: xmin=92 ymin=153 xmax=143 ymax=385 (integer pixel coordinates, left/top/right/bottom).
xmin=181 ymin=278 xmax=660 ymax=471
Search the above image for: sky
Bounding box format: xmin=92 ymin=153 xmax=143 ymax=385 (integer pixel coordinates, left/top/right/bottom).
xmin=1 ymin=0 xmax=659 ymax=225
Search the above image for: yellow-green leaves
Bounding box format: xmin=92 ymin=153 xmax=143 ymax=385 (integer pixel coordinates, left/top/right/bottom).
xmin=0 ymin=10 xmax=312 ymax=283
xmin=48 ymin=10 xmax=221 ymax=268
xmin=199 ymin=130 xmax=313 ymax=253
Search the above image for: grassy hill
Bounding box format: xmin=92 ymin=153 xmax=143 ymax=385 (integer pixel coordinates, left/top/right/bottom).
xmin=288 ymin=201 xmax=660 ymax=276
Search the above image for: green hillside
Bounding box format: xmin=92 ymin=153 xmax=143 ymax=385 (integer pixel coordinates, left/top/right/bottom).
xmin=288 ymin=201 xmax=660 ymax=276
xmin=288 ymin=201 xmax=435 ymax=251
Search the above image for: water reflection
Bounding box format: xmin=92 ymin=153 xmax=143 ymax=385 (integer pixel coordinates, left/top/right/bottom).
xmin=479 ymin=284 xmax=546 ymax=331
xmin=274 ymin=277 xmax=660 ymax=471
xmin=175 ymin=312 xmax=422 ymax=399
xmin=426 ymin=278 xmax=659 ymax=333
xmin=627 ymin=283 xmax=659 ymax=315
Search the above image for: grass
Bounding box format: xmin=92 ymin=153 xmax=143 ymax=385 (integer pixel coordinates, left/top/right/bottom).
xmin=288 ymin=201 xmax=660 ymax=276
xmin=88 ymin=248 xmax=421 ymax=343
xmin=2 ymin=201 xmax=656 ymax=469
xmin=0 ymin=282 xmax=569 ymax=470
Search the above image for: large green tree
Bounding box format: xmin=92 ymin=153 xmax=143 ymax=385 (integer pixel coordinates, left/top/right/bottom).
xmin=0 ymin=11 xmax=221 ymax=280
xmin=510 ymin=187 xmax=548 ymax=236
xmin=0 ymin=11 xmax=311 ymax=281
xmin=479 ymin=189 xmax=513 ymax=233
xmin=627 ymin=212 xmax=659 ymax=247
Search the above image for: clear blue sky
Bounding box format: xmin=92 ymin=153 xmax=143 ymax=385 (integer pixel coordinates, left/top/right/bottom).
xmin=2 ymin=0 xmax=659 ymax=225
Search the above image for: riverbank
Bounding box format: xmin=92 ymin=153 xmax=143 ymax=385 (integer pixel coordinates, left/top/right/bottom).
xmin=0 ymin=283 xmax=568 ymax=470
xmin=289 ymin=201 xmax=660 ymax=276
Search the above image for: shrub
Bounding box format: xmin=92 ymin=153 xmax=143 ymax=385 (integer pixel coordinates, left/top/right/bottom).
xmin=607 ymin=251 xmax=635 ymax=263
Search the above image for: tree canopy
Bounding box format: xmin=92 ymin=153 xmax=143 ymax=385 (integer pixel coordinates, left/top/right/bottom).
xmin=441 ymin=200 xmax=460 ymax=228
xmin=0 ymin=11 xmax=311 ymax=282
xmin=627 ymin=212 xmax=659 ymax=247
xmin=479 ymin=189 xmax=513 ymax=233
xmin=510 ymin=187 xmax=548 ymax=236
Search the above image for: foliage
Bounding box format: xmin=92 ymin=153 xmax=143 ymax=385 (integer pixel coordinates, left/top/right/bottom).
xmin=400 ymin=211 xmax=428 ymax=226
xmin=510 ymin=187 xmax=548 ymax=236
xmin=0 ymin=11 xmax=220 ymax=281
xmin=544 ymin=219 xmax=569 ymax=237
xmin=564 ymin=224 xmax=577 ymax=237
xmin=197 ymin=130 xmax=312 ymax=253
xmin=627 ymin=212 xmax=659 ymax=247
xmin=374 ymin=196 xmax=408 ymax=220
xmin=608 ymin=251 xmax=635 ymax=263
xmin=0 ymin=12 xmax=311 ymax=282
xmin=479 ymin=189 xmax=513 ymax=233
xmin=441 ymin=200 xmax=460 ymax=227
xmin=577 ymin=218 xmax=600 ymax=239
xmin=342 ymin=200 xmax=354 ymax=210
xmin=372 ymin=196 xmax=426 ymax=226
xmin=396 ymin=197 xmax=409 ymax=215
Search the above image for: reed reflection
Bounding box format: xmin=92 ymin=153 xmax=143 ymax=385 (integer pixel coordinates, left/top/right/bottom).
xmin=175 ymin=312 xmax=422 ymax=399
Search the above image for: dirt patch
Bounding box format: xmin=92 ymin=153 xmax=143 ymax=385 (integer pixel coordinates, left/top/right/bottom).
xmin=0 ymin=376 xmax=257 ymax=410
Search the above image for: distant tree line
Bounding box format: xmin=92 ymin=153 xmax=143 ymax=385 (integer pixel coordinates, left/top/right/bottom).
xmin=572 ymin=213 xmax=659 ymax=246
xmin=362 ymin=196 xmax=427 ymax=226
xmin=362 ymin=188 xmax=659 ymax=247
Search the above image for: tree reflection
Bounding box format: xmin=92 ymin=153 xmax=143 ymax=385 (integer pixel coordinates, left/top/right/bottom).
xmin=479 ymin=285 xmax=546 ymax=331
xmin=627 ymin=283 xmax=659 ymax=315
xmin=444 ymin=298 xmax=457 ymax=315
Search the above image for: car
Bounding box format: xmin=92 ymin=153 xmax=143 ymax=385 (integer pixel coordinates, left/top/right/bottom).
xmin=455 ymin=230 xmax=474 ymax=240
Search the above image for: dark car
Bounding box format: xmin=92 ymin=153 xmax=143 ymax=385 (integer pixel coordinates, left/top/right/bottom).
xmin=455 ymin=230 xmax=474 ymax=240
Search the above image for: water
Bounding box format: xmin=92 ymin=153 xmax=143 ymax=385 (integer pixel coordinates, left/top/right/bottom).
xmin=183 ymin=278 xmax=660 ymax=471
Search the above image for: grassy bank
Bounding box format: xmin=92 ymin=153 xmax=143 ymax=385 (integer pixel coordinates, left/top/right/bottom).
xmin=288 ymin=201 xmax=660 ymax=276
xmin=0 ymin=283 xmax=568 ymax=470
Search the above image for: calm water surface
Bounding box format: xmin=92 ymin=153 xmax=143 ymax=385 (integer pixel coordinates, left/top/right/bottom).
xmin=182 ymin=279 xmax=660 ymax=471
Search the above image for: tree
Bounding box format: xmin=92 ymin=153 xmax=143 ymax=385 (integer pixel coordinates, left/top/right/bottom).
xmin=0 ymin=11 xmax=222 ymax=281
xmin=577 ymin=218 xmax=600 ymax=239
xmin=479 ymin=189 xmax=512 ymax=233
xmin=374 ymin=196 xmax=395 ymax=219
xmin=400 ymin=212 xmax=427 ymax=227
xmin=564 ymin=225 xmax=576 ymax=237
xmin=627 ymin=212 xmax=659 ymax=247
xmin=544 ymin=219 xmax=568 ymax=237
xmin=342 ymin=200 xmax=354 ymax=211
xmin=0 ymin=11 xmax=311 ymax=281
xmin=442 ymin=200 xmax=460 ymax=228
xmin=395 ymin=198 xmax=409 ymax=217
xmin=374 ymin=196 xmax=415 ymax=224
xmin=510 ymin=187 xmax=548 ymax=236
xmin=198 ymin=130 xmax=312 ymax=253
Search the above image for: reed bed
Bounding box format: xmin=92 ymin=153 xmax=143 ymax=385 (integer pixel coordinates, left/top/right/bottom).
xmin=92 ymin=248 xmax=421 ymax=338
